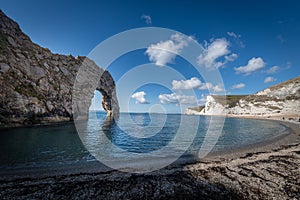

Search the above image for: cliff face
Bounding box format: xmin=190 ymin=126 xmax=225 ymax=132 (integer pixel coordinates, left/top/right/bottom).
xmin=185 ymin=76 xmax=300 ymax=119
xmin=0 ymin=10 xmax=119 ymax=126
xmin=229 ymin=76 xmax=300 ymax=117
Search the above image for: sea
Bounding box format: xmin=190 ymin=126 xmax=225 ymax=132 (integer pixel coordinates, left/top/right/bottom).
xmin=0 ymin=112 xmax=288 ymax=174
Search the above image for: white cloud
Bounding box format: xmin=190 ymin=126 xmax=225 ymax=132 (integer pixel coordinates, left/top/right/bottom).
xmin=197 ymin=38 xmax=234 ymax=69
xmin=159 ymin=93 xmax=178 ymax=104
xmin=198 ymin=82 xmax=226 ymax=92
xmin=172 ymin=77 xmax=225 ymax=92
xmin=227 ymin=32 xmax=240 ymax=38
xmin=235 ymin=57 xmax=266 ymax=75
xmin=198 ymin=82 xmax=213 ymax=90
xmin=131 ymin=91 xmax=149 ymax=104
xmin=209 ymin=84 xmax=226 ymax=92
xmin=141 ymin=15 xmax=152 ymax=24
xmin=231 ymin=83 xmax=245 ymax=89
xmin=227 ymin=31 xmax=245 ymax=48
xmin=197 ymin=94 xmax=207 ymax=105
xmin=264 ymin=76 xmax=276 ymax=83
xmin=267 ymin=66 xmax=280 ymax=74
xmin=158 ymin=93 xmax=197 ymax=105
xmin=172 ymin=77 xmax=202 ymax=90
xmin=225 ymin=53 xmax=238 ymax=62
xmin=145 ymin=33 xmax=190 ymax=66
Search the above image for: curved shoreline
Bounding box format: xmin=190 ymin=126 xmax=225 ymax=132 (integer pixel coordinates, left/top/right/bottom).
xmin=1 ymin=118 xmax=299 ymax=199
xmin=205 ymin=119 xmax=300 ymax=161
xmin=0 ymin=118 xmax=298 ymax=177
xmin=0 ymin=117 xmax=300 ymax=177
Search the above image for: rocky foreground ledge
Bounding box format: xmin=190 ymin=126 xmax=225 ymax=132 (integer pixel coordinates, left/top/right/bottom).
xmin=1 ymin=122 xmax=299 ymax=200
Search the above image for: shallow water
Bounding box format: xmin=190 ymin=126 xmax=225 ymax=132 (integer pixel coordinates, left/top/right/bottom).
xmin=0 ymin=112 xmax=287 ymax=172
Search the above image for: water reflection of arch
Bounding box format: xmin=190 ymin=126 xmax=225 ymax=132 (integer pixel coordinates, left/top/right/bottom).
xmin=101 ymin=117 xmax=117 ymax=142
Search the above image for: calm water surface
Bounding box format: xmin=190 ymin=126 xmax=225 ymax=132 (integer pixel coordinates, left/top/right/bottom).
xmin=0 ymin=112 xmax=287 ymax=172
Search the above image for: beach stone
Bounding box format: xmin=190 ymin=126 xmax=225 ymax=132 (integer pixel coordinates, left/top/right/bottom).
xmin=1 ymin=139 xmax=299 ymax=199
xmin=0 ymin=63 xmax=10 ymax=73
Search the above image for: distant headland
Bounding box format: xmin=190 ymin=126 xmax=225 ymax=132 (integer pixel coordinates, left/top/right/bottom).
xmin=185 ymin=76 xmax=300 ymax=122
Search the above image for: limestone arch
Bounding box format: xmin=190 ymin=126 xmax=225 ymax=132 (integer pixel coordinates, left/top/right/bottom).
xmin=72 ymin=58 xmax=119 ymax=120
xmin=96 ymin=70 xmax=119 ymax=118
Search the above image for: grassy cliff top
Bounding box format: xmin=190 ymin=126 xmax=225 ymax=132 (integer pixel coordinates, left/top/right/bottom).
xmin=211 ymin=95 xmax=249 ymax=107
xmin=269 ymin=75 xmax=300 ymax=91
xmin=188 ymin=106 xmax=205 ymax=112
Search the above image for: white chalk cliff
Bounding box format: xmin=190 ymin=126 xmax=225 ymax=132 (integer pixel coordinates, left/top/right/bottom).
xmin=185 ymin=76 xmax=300 ymax=118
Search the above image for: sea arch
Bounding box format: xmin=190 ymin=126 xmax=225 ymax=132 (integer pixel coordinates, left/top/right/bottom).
xmin=72 ymin=58 xmax=119 ymax=120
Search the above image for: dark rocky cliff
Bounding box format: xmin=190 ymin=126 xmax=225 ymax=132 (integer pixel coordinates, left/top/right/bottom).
xmin=0 ymin=10 xmax=119 ymax=126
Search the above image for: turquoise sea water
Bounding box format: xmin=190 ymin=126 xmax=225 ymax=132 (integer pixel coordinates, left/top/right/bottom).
xmin=0 ymin=112 xmax=287 ymax=172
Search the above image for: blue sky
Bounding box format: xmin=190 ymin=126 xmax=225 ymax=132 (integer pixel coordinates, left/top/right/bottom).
xmin=1 ymin=0 xmax=300 ymax=113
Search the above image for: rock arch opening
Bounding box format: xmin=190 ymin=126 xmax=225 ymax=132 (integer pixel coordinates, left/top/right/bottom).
xmin=89 ymin=87 xmax=116 ymax=117
xmin=72 ymin=59 xmax=119 ymax=120
xmin=89 ymin=90 xmax=104 ymax=112
xmin=96 ymin=70 xmax=119 ymax=118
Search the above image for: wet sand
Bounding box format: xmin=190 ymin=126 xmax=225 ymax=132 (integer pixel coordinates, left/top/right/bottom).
xmin=0 ymin=120 xmax=299 ymax=199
